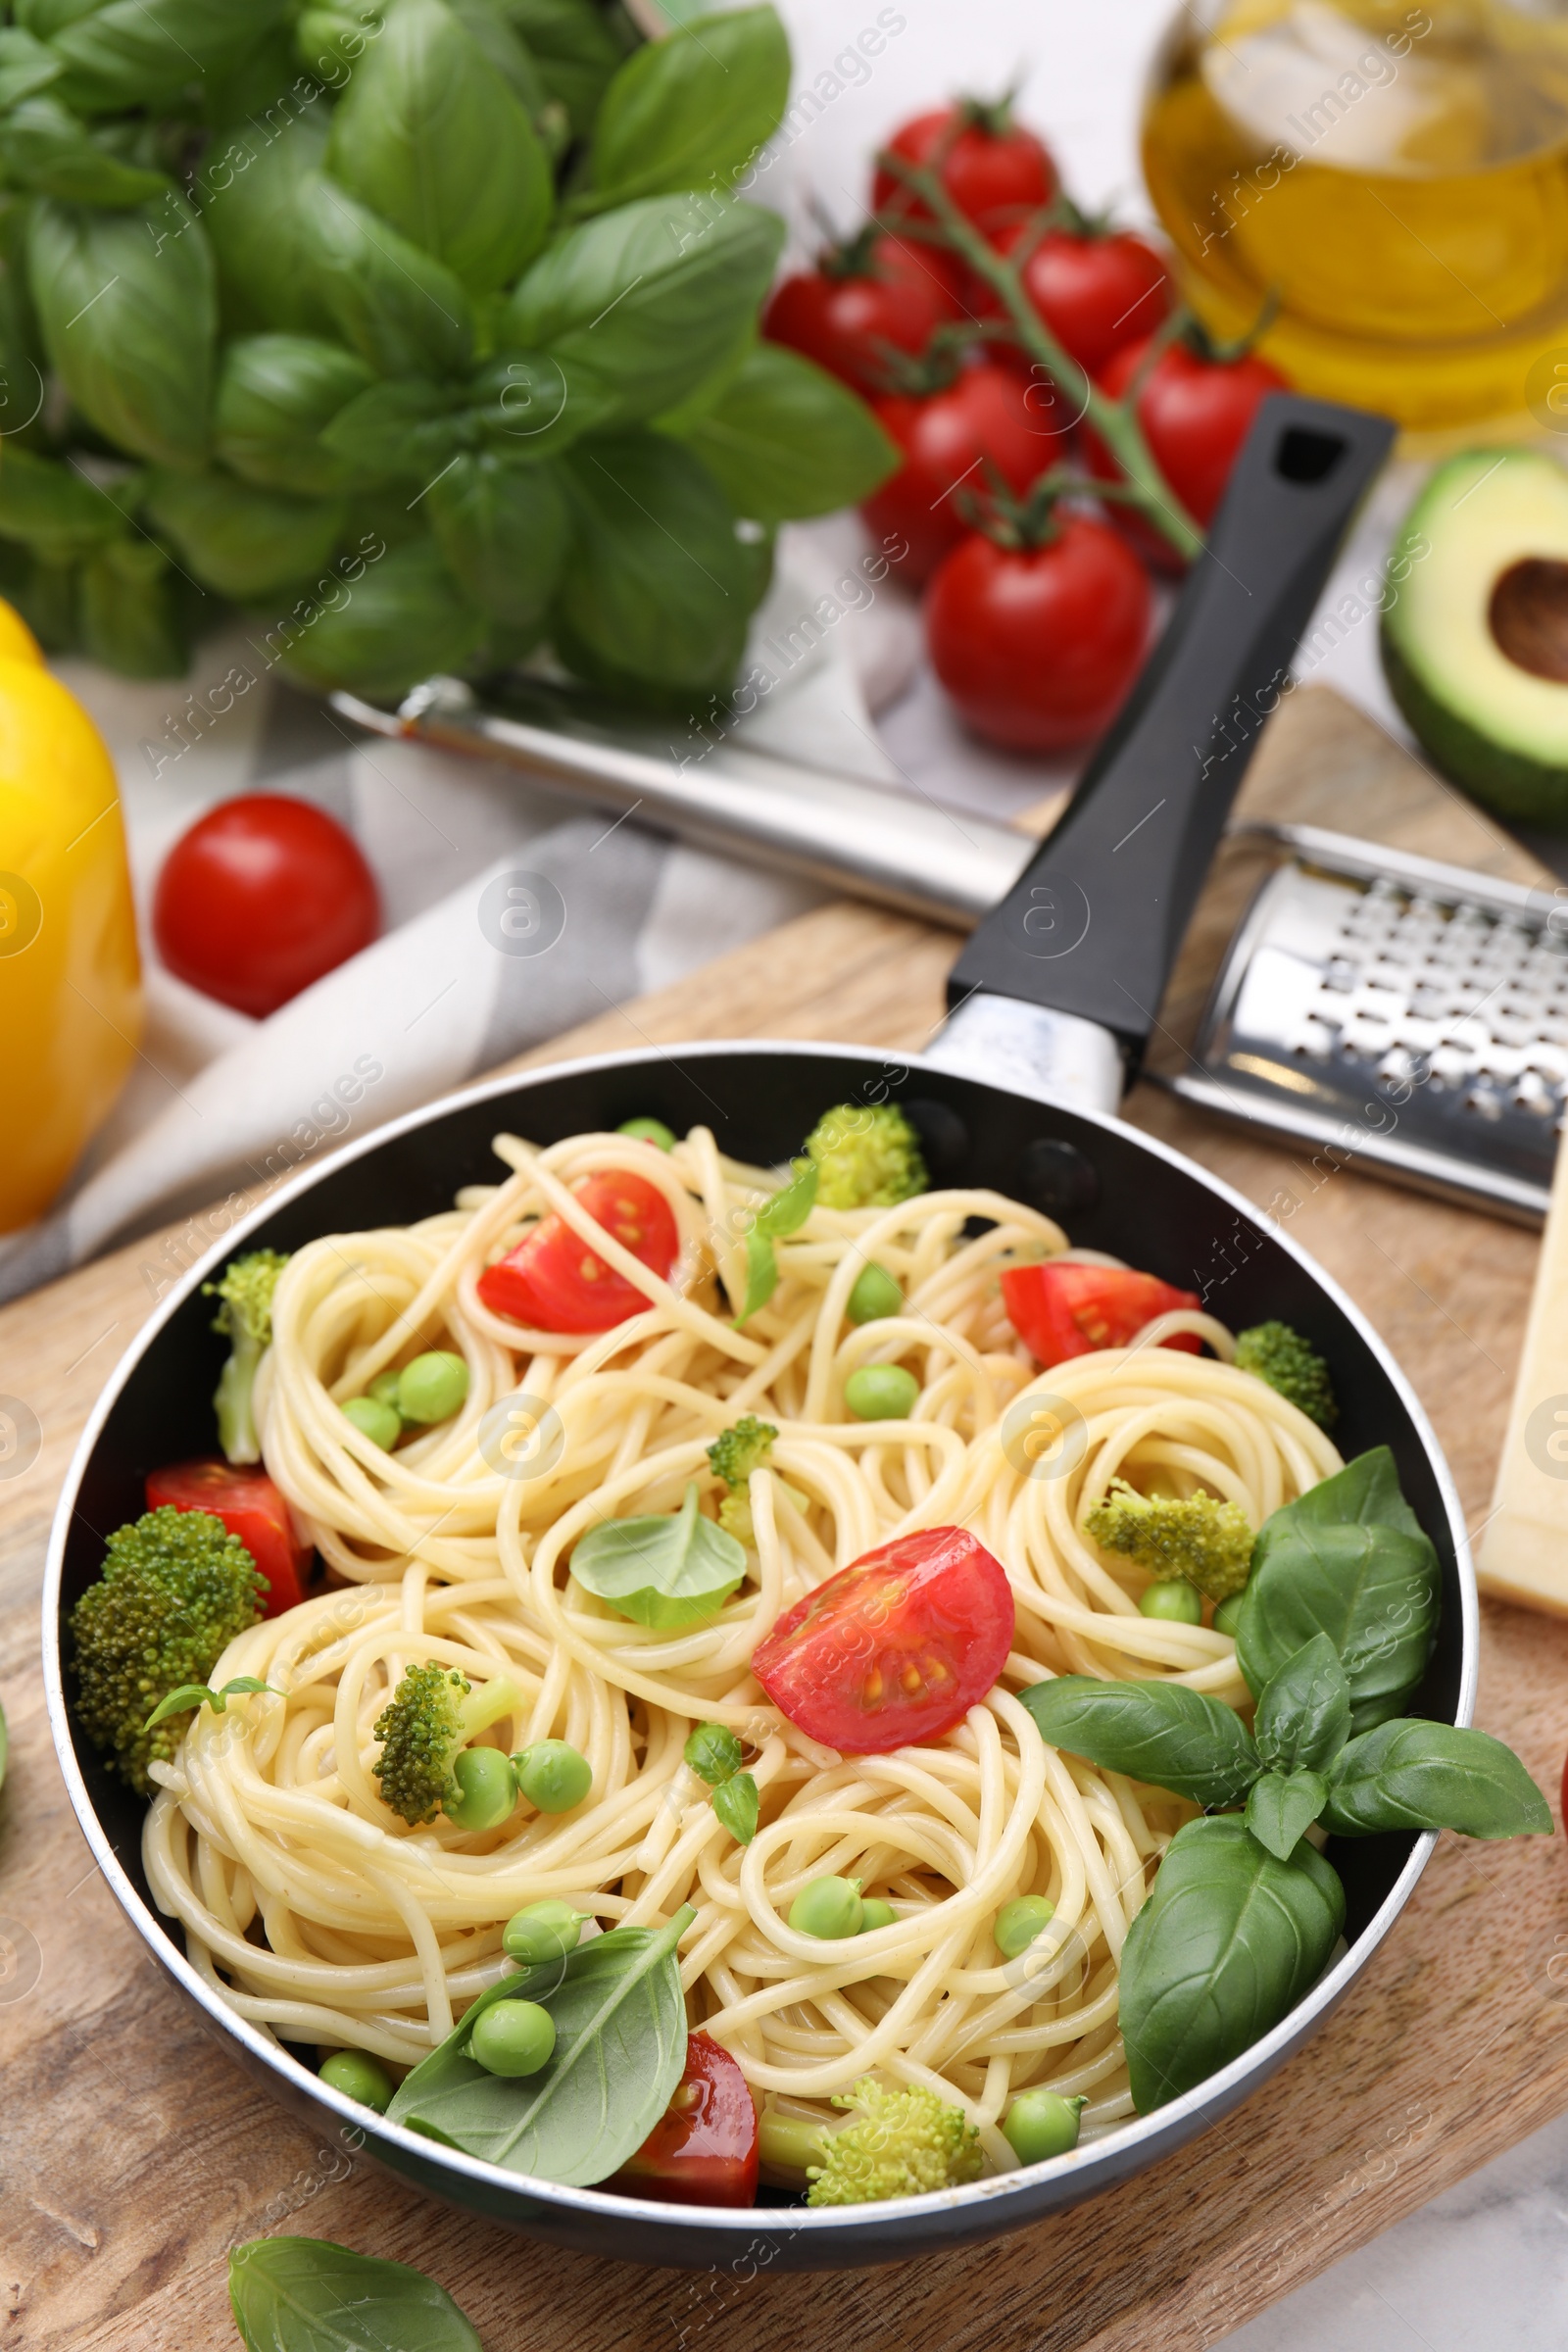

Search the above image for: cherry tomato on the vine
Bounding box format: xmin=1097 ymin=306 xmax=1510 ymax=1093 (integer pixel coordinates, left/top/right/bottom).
xmin=762 ymin=232 xmax=965 ymax=397
xmin=861 ymin=358 xmax=1067 ymax=585
xmin=752 ymin=1525 xmax=1015 ymax=1753
xmin=477 ymin=1169 xmax=679 ymax=1334
xmin=1081 ymin=334 xmax=1290 ymax=565
xmin=924 ymin=514 xmax=1152 ymax=752
xmin=612 ymin=2033 xmax=759 ymax=2207
xmin=978 ymin=222 xmax=1171 ymax=378
xmin=153 ymin=793 xmax=380 ymax=1018
xmin=1001 ymin=1262 xmax=1202 ymax=1367
xmin=874 ymin=100 xmax=1055 ymax=235
xmin=145 ymin=1459 xmax=312 ymax=1616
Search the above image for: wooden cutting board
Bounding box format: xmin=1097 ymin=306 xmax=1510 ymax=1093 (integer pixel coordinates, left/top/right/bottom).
xmin=5 ymin=683 xmax=1568 ymax=2352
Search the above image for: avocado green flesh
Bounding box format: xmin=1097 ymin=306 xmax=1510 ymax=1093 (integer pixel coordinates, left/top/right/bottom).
xmin=1380 ymin=448 xmax=1568 ymax=826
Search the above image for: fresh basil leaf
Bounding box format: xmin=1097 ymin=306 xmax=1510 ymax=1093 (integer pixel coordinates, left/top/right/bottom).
xmin=1244 ymin=1768 xmax=1328 ymax=1861
xmin=446 ymin=0 xmax=551 ymax=117
xmin=555 ymin=429 xmax=759 ymax=696
xmin=712 ymin=1771 xmax=759 ymax=1844
xmin=569 ymin=1480 xmax=746 ymax=1629
xmin=0 ymin=547 xmax=77 ymax=653
xmin=0 ymin=26 xmax=64 ymax=110
xmin=1252 ymin=1634 xmax=1352 ymax=1775
xmin=198 ymin=18 xmax=300 ymax=132
xmin=228 ymin=2237 xmax=482 ymax=2352
xmin=214 ymin=335 xmax=378 ymax=495
xmin=580 ymin=7 xmax=789 ymax=213
xmin=429 ymin=452 xmax=568 ymax=633
xmin=326 ymin=0 xmax=553 ymax=293
xmin=141 ymin=1675 xmax=278 ymax=1733
xmin=271 ymin=533 xmax=487 ymax=700
xmin=685 ymin=1720 xmax=743 ymax=1786
xmin=1119 ymin=1814 xmax=1346 ymax=2113
xmin=144 ymin=469 xmax=345 ymax=600
xmin=506 ymin=193 xmax=784 ymax=433
xmin=14 ymin=1 xmax=105 ymax=36
xmin=49 ymin=0 xmax=292 ymax=112
xmin=300 ymin=177 xmax=474 ymax=379
xmin=494 ymin=0 xmax=628 ymax=135
xmin=466 ymin=349 xmax=597 ymax=462
xmin=388 ymin=1907 xmax=693 ymax=2183
xmin=0 ymin=445 xmax=122 ymax=559
xmin=78 ymin=538 xmax=187 ymax=675
xmin=1237 ymin=1512 xmax=1440 ymax=1735
xmin=202 ymin=111 xmax=341 ymax=339
xmin=0 ymin=97 xmax=166 ymax=206
xmin=735 ymin=1225 xmax=777 ymax=1325
xmin=1253 ymin=1446 xmax=1425 ymax=1553
xmin=28 ymin=194 xmax=216 ymax=467
xmin=757 ymin=1160 xmax=817 ymax=1237
xmin=319 ymin=378 xmax=470 ymax=484
xmin=663 ymin=339 xmax=898 ymax=523
xmin=1323 ymin=1718 xmax=1552 ymax=1839
xmin=1018 ymin=1676 xmax=1261 ymax=1809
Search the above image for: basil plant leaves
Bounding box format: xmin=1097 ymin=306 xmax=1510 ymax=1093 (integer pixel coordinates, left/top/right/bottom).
xmin=0 ymin=2 xmax=898 ymax=696
xmin=228 ymin=2238 xmax=482 ymax=2352
xmin=570 ymin=1480 xmax=747 ymax=1630
xmin=1022 ymin=1451 xmax=1550 ymax=2114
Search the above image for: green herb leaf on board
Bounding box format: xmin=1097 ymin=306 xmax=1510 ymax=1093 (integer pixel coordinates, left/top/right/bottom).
xmin=227 ymin=2237 xmax=482 ymax=2352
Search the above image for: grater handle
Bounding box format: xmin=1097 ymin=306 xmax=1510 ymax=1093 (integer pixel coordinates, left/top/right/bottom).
xmin=946 ymin=392 xmax=1396 ymax=1068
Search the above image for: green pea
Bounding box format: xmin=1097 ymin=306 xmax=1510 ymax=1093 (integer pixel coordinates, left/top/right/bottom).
xmin=618 ymin=1116 xmax=677 ymax=1151
xmin=1213 ymin=1592 xmax=1246 ymax=1638
xmin=367 ymin=1369 xmax=404 ymax=1412
xmin=1004 ymin=2088 xmax=1087 ymax=2164
xmin=994 ymin=1894 xmax=1055 ymax=1959
xmin=844 ymin=1364 xmax=919 ymax=1421
xmin=470 ymin=1996 xmax=556 ymax=2079
xmin=502 ymin=1898 xmax=585 ymax=1965
xmin=397 ymin=1349 xmax=469 ymax=1425
xmin=512 ymin=1739 xmax=593 ymax=1814
xmin=343 ymin=1395 xmax=401 ymax=1450
xmin=858 ymin=1897 xmax=897 ymax=1933
xmin=788 ymin=1874 xmax=863 ymax=1938
xmin=445 ymin=1744 xmax=515 ymax=1831
xmin=318 ymin=2048 xmax=393 ymax=2113
xmin=846 ymin=1262 xmax=903 ymax=1326
xmin=1140 ymin=1579 xmax=1202 ymax=1624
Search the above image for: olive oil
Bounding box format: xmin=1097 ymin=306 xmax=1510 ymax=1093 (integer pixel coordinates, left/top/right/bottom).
xmin=1142 ymin=1 xmax=1568 ymax=427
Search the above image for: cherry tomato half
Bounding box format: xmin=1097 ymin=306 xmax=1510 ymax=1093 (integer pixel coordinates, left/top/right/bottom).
xmin=1001 ymin=1263 xmax=1202 ymax=1368
xmin=476 ymin=1169 xmax=679 ymax=1334
xmin=763 ymin=233 xmax=965 ymax=397
xmin=752 ymin=1526 xmax=1015 ymax=1753
xmin=924 ymin=516 xmax=1152 ymax=752
xmin=1081 ymin=336 xmax=1290 ymax=566
xmin=978 ymin=223 xmax=1170 ymax=378
xmin=145 ymin=1459 xmax=311 ymax=1616
xmin=153 ymin=793 xmax=380 ymax=1018
xmin=612 ymin=2033 xmax=759 ymax=2207
xmin=862 ymin=359 xmax=1068 ymax=586
xmin=874 ymin=102 xmax=1055 ymax=236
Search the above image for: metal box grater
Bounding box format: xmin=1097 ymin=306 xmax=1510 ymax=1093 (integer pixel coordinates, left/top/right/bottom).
xmin=1166 ymin=822 xmax=1568 ymax=1224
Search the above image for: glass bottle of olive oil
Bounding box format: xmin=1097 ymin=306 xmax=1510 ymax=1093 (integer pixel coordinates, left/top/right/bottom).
xmin=1143 ymin=0 xmax=1568 ymax=428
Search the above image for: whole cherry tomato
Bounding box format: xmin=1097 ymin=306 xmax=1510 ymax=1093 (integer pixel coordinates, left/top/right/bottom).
xmin=144 ymin=1459 xmax=312 ymax=1616
xmin=874 ymin=99 xmax=1055 ymax=235
xmin=924 ymin=514 xmax=1152 ymax=751
xmin=612 ymin=2033 xmax=759 ymax=2207
xmin=477 ymin=1168 xmax=679 ymax=1333
xmin=153 ymin=793 xmax=379 ymax=1018
xmin=752 ymin=1525 xmax=1015 ymax=1753
xmin=862 ymin=358 xmax=1068 ymax=585
xmin=762 ymin=230 xmax=965 ymax=397
xmin=979 ymin=221 xmax=1171 ymax=378
xmin=1081 ymin=334 xmax=1290 ymax=565
xmin=1001 ymin=1262 xmax=1202 ymax=1367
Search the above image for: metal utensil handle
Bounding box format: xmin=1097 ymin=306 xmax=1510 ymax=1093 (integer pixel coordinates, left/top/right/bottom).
xmin=946 ymin=393 xmax=1396 ymax=1062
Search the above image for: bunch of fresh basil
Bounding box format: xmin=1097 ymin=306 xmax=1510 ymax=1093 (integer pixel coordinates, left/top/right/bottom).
xmin=1022 ymin=1448 xmax=1551 ymax=2116
xmin=0 ymin=0 xmax=896 ymax=698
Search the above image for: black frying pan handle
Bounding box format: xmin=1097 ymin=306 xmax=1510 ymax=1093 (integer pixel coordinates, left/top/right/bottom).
xmin=946 ymin=392 xmax=1396 ymax=1063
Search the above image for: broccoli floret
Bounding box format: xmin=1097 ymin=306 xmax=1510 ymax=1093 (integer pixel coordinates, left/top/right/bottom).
xmin=371 ymin=1661 xmax=520 ymax=1827
xmin=1234 ymin=1321 xmax=1339 ymax=1430
xmin=807 ymin=2079 xmax=983 ymax=2207
xmin=800 ymin=1103 xmax=928 ymax=1211
xmin=1085 ymin=1478 xmax=1255 ymax=1603
xmin=204 ymin=1250 xmax=289 ymax=1464
xmin=70 ymin=1506 xmax=268 ymax=1792
xmin=707 ymin=1416 xmax=777 ymax=1490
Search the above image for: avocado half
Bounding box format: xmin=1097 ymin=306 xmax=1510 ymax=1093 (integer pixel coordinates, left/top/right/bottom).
xmin=1381 ymin=448 xmax=1568 ymax=827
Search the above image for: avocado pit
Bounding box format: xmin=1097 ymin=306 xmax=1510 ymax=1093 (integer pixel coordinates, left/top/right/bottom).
xmin=1489 ymin=558 xmax=1568 ymax=683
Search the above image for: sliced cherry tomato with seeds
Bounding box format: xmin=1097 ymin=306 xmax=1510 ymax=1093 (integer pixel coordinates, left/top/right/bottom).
xmin=752 ymin=1526 xmax=1014 ymax=1753
xmin=612 ymin=2032 xmax=759 ymax=2207
xmin=477 ymin=1168 xmax=679 ymax=1334
xmin=145 ymin=1459 xmax=311 ymax=1616
xmin=1001 ymin=1262 xmax=1202 ymax=1368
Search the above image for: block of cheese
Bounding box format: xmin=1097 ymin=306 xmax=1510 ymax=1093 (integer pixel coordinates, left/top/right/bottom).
xmin=1480 ymin=1125 xmax=1568 ymax=1614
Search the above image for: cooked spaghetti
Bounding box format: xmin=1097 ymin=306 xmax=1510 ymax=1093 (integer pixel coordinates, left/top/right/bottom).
xmin=142 ymin=1121 xmax=1342 ymax=2174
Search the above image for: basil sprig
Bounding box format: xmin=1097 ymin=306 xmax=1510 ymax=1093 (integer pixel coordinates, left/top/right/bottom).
xmin=684 ymin=1718 xmax=760 ymax=1844
xmin=388 ymin=1905 xmax=694 ymax=2182
xmin=228 ymin=2237 xmax=481 ymax=2352
xmin=141 ymin=1675 xmax=278 ymax=1733
xmin=1020 ymin=1451 xmax=1550 ymax=2114
xmin=570 ymin=1481 xmax=746 ymax=1629
xmin=735 ymin=1160 xmax=818 ymax=1325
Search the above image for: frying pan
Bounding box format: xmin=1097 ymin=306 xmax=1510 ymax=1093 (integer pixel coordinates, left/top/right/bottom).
xmin=46 ymin=395 xmax=1470 ymax=2273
